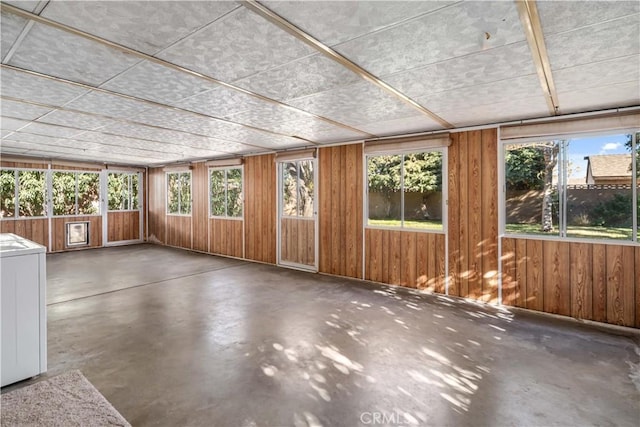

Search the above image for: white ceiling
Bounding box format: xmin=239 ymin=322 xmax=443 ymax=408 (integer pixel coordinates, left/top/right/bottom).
xmin=1 ymin=0 xmax=638 ymax=166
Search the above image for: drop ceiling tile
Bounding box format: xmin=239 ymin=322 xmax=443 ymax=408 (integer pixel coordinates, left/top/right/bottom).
xmin=41 ymin=1 xmax=239 ymax=55
xmin=233 ymin=53 xmax=361 ymax=101
xmin=37 ymin=110 xmax=120 ymax=130
xmin=65 ymin=91 xmax=152 ymax=119
xmin=553 ymin=55 xmax=640 ymax=94
xmin=264 ymin=118 xmax=364 ymax=142
xmin=175 ymin=85 xmax=267 ymax=118
xmin=223 ymin=103 xmax=314 ymax=128
xmin=214 ymin=127 xmax=308 ymax=149
xmin=157 ymin=7 xmax=314 ymax=82
xmin=557 ymin=81 xmax=640 ymax=114
xmin=335 ymin=1 xmax=525 ymax=77
xmin=1 ymin=12 xmax=28 ymax=60
xmin=3 ymin=1 xmax=40 ymax=13
xmin=312 ymin=128 xmax=365 ymax=145
xmin=1 ymin=68 xmax=89 ymax=106
xmin=288 ymin=82 xmax=421 ymax=128
xmin=1 ymin=99 xmax=53 ymax=120
xmin=20 ymin=121 xmax=86 ymax=138
xmin=357 ymin=115 xmax=443 ymax=137
xmin=436 ymin=95 xmax=550 ymax=127
xmin=537 ymin=1 xmax=639 ymax=35
xmin=414 ymin=74 xmax=543 ymax=114
xmin=0 ymin=142 xmax=27 ymax=153
xmin=131 ymin=105 xmax=238 ymax=138
xmin=101 ymin=60 xmax=216 ymax=104
xmin=545 ymin=15 xmax=639 ymax=70
xmin=9 ymin=22 xmax=141 ymax=86
xmin=5 ymin=131 xmax=71 ymax=145
xmin=263 ymin=1 xmax=455 ymax=46
xmin=1 ymin=117 xmax=30 ymax=131
xmin=384 ymin=41 xmax=535 ymax=98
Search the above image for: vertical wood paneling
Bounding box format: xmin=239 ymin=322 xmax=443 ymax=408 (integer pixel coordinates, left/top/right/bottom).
xmin=148 ymin=168 xmax=166 ymax=244
xmin=481 ymin=128 xmax=499 ymax=303
xmin=592 ymin=244 xmax=607 ymax=322
xmin=192 ymin=163 xmax=209 ymax=252
xmin=514 ymin=239 xmax=528 ymax=308
xmin=606 ymin=245 xmax=635 ymax=326
xmin=107 ymin=211 xmax=140 ymax=242
xmin=458 ymin=132 xmax=470 ymax=298
xmin=526 ymin=239 xmax=544 ymax=311
xmin=244 ymin=155 xmax=276 ymax=264
xmin=318 ymin=145 xmax=363 ymax=278
xmin=1 ymin=219 xmax=48 ymax=249
xmin=209 ymin=218 xmax=243 ymax=258
xmin=501 ymin=237 xmax=517 ymax=306
xmin=468 ymin=130 xmax=483 ymax=300
xmin=636 ymin=246 xmax=640 ymax=328
xmin=570 ymin=243 xmax=592 ymax=319
xmin=543 ymin=240 xmax=570 ymax=316
xmin=447 ymin=133 xmax=460 ymax=297
xmin=51 ymin=216 xmax=102 ymax=252
xmin=401 ymin=232 xmax=417 ymax=287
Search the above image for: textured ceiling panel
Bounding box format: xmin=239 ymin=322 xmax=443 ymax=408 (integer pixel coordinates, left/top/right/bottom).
xmin=131 ymin=105 xmax=241 ymax=138
xmin=260 ymin=117 xmax=363 ymax=142
xmin=288 ymin=82 xmax=428 ymax=128
xmin=1 ymin=12 xmax=28 ymax=60
xmin=311 ymin=128 xmax=364 ymax=145
xmin=41 ymin=1 xmax=239 ymax=55
xmin=101 ymin=60 xmax=216 ymax=104
xmin=36 ymin=110 xmax=120 ymax=130
xmin=3 ymin=131 xmax=64 ymax=145
xmin=0 ymin=68 xmax=89 ymax=106
xmin=20 ymin=121 xmax=86 ymax=138
xmin=0 ymin=116 xmax=30 ymax=131
xmin=553 ymin=55 xmax=640 ymax=94
xmin=224 ymin=103 xmax=317 ymax=128
xmin=8 ymin=23 xmax=141 ymax=86
xmin=557 ymin=81 xmax=640 ymax=115
xmin=357 ymin=115 xmax=444 ymax=137
xmin=175 ymin=85 xmax=268 ymax=118
xmin=212 ymin=126 xmax=308 ymax=149
xmin=157 ymin=7 xmax=315 ymax=82
xmin=3 ymin=1 xmax=40 ymax=13
xmin=263 ymin=1 xmax=454 ymax=46
xmin=537 ymin=1 xmax=639 ymax=35
xmin=233 ymin=53 xmax=361 ymax=101
xmin=335 ymin=1 xmax=525 ymax=77
xmin=1 ymin=98 xmax=53 ymax=120
xmin=65 ymin=91 xmax=152 ymax=119
xmin=436 ymin=95 xmax=550 ymax=128
xmin=545 ymin=15 xmax=639 ymax=70
xmin=384 ymin=42 xmax=535 ymax=99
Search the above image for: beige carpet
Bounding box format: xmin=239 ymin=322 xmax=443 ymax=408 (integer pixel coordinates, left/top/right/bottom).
xmin=1 ymin=370 xmax=130 ymax=427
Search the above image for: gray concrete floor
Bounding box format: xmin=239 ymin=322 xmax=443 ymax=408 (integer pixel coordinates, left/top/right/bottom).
xmin=6 ymin=244 xmax=640 ymax=426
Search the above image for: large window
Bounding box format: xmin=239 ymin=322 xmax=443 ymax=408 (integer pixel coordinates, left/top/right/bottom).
xmin=0 ymin=169 xmax=46 ymax=218
xmin=504 ymin=131 xmax=638 ymax=242
xmin=52 ymin=171 xmax=100 ymax=216
xmin=108 ymin=172 xmax=139 ymax=211
xmin=367 ymin=150 xmax=444 ymax=231
xmin=210 ymin=167 xmax=243 ymax=218
xmin=167 ymin=171 xmax=191 ymax=215
xmin=281 ymin=160 xmax=314 ymax=218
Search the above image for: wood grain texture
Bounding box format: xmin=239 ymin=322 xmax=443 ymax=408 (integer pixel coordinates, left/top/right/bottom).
xmin=318 ymin=145 xmax=363 ymax=278
xmin=192 ymin=162 xmax=209 ymax=252
xmin=209 ymin=218 xmax=243 ymax=258
xmin=0 ymin=218 xmax=48 ymax=249
xmin=481 ymin=128 xmax=499 ymax=303
xmin=543 ymin=240 xmax=570 ymax=316
xmin=0 ymin=161 xmax=48 ymax=169
xmin=280 ymin=218 xmax=315 ymax=266
xmin=165 ymin=215 xmax=191 ymax=249
xmin=525 ymin=239 xmax=544 ymax=311
xmin=244 ymin=155 xmax=276 ymax=264
xmin=592 ymin=244 xmax=607 ymax=322
xmin=468 ymin=130 xmax=483 ymax=300
xmin=107 ymin=211 xmax=140 ymax=242
xmin=51 ymin=216 xmax=102 ymax=252
xmin=447 ymin=133 xmax=460 ymax=297
xmin=501 ymin=237 xmax=517 ymax=306
xmin=570 ymin=243 xmax=592 ymax=319
xmin=606 ymin=245 xmax=635 ymax=326
xmin=147 ymin=168 xmax=166 ymax=244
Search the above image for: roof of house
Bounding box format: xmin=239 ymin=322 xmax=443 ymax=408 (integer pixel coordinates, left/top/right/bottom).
xmin=587 ymin=154 xmax=632 ymax=179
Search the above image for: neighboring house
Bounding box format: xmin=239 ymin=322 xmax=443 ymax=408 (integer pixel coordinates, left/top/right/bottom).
xmin=584 ymin=154 xmax=632 ymax=185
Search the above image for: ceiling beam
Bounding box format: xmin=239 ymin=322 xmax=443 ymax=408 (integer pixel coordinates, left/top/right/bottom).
xmin=0 ymin=3 xmax=372 ymax=138
xmin=241 ymin=0 xmax=454 ymax=130
xmin=515 ymin=0 xmax=560 ymax=116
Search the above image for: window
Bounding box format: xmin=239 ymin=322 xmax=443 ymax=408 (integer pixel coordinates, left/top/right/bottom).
xmin=504 ymin=131 xmax=638 ymax=242
xmin=167 ymin=171 xmax=191 ymax=215
xmin=52 ymin=171 xmax=100 ymax=216
xmin=0 ymin=169 xmax=46 ymax=218
xmin=209 ymin=167 xmax=243 ymax=218
xmin=366 ymin=150 xmax=444 ymax=231
xmin=281 ymin=160 xmax=314 ymax=218
xmin=108 ymin=172 xmax=139 ymax=211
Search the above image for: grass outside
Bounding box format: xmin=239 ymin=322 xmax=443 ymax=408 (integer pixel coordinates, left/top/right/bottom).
xmin=506 ymin=223 xmax=633 ymax=240
xmin=368 ymin=218 xmax=443 ymax=230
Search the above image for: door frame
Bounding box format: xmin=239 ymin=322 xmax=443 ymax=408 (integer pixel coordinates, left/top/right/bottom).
xmin=102 ymin=169 xmax=144 ymax=247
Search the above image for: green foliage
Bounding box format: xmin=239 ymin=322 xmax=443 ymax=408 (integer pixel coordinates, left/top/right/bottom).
xmin=108 ymin=173 xmax=139 ymax=211
xmin=367 ymin=155 xmax=401 ymax=194
xmin=227 ymin=168 xmax=242 ymax=217
xmin=0 ymin=170 xmax=16 ymax=217
xmin=505 ymin=146 xmax=545 ymax=190
xmin=404 ymin=152 xmax=442 ymax=193
xmin=167 ymin=172 xmax=191 ymax=215
xmin=52 ymin=171 xmax=100 ymax=215
xmin=18 ymin=171 xmax=45 ymax=217
xmin=592 ymin=193 xmax=635 ymax=227
xmin=210 ymin=170 xmax=225 ymax=216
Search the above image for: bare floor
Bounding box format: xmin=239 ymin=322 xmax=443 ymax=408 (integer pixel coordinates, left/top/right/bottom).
xmin=7 ymin=244 xmax=640 ymax=426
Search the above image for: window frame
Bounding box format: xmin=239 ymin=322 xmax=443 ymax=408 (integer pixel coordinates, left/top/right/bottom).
xmin=107 ymin=171 xmax=141 ymax=212
xmin=51 ymin=169 xmax=102 ymax=217
xmin=166 ymin=170 xmax=192 ymax=216
xmin=208 ymin=166 xmax=244 ymax=220
xmin=0 ymin=167 xmax=48 ymax=220
xmin=499 ymin=129 xmax=639 ymax=245
xmin=364 ymin=147 xmax=447 ymax=234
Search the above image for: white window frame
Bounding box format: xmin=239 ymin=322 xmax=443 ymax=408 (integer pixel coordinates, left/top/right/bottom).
xmin=166 ymin=171 xmax=192 ymax=216
xmin=208 ymin=166 xmax=244 ymax=220
xmin=499 ymin=129 xmax=639 ymax=245
xmin=50 ymin=169 xmax=102 ymax=217
xmin=0 ymin=167 xmax=48 ymax=220
xmin=106 ymin=171 xmax=141 ymax=212
xmin=364 ymin=147 xmax=448 ymax=234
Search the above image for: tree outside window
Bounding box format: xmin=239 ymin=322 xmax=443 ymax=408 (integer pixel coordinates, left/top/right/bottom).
xmin=167 ymin=172 xmax=191 ymax=215
xmin=209 ymin=167 xmax=243 ymax=218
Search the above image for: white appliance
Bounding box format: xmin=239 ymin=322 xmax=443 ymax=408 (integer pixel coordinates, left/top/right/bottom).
xmin=1 ymin=233 xmax=47 ymax=387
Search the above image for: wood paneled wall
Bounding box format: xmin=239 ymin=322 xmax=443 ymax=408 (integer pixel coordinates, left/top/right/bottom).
xmin=107 ymin=211 xmax=140 ymax=242
xmin=51 ymin=216 xmax=102 ymax=252
xmin=502 ymin=238 xmax=639 ymax=327
xmin=192 ymin=162 xmax=209 ymax=252
xmin=448 ymin=129 xmax=499 ymax=303
xmin=244 ymin=154 xmax=276 ymax=264
xmin=166 ymin=215 xmax=192 ymax=249
xmin=318 ymin=144 xmax=363 ymax=278
xmin=147 ymin=168 xmax=167 ymax=245
xmin=0 ymin=219 xmax=48 ymax=249
xmin=280 ymin=218 xmax=315 ymax=266
xmin=210 ymin=218 xmax=243 ymax=258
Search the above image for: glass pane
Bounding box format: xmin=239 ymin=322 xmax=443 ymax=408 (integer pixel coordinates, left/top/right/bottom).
xmin=227 ymin=168 xmax=243 ymax=218
xmin=298 ymin=160 xmax=314 ymax=217
xmin=636 ymin=132 xmax=639 ymax=239
xmin=77 ymin=172 xmax=100 ymax=215
xmin=0 ymin=170 xmax=16 ymax=218
xmin=108 ymin=173 xmax=126 ymax=210
xmin=179 ymin=172 xmax=191 ymax=215
xmin=403 ymin=152 xmax=443 ymax=230
xmin=367 ymin=155 xmax=401 ymax=227
xmin=18 ymin=170 xmax=46 ymax=217
xmin=167 ymin=173 xmax=179 ymax=214
xmin=505 ymin=142 xmax=559 ymax=236
xmin=52 ymin=172 xmax=76 ymax=216
xmin=282 ymin=162 xmax=298 ymax=217
xmin=210 ymin=170 xmax=225 ymax=216
xmin=566 ymin=134 xmax=632 ymax=240
xmin=131 ymin=174 xmax=139 ymax=210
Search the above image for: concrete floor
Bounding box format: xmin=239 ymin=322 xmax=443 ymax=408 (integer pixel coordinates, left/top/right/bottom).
xmin=6 ymin=244 xmax=640 ymax=426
